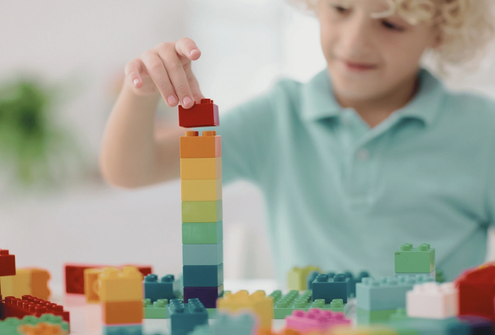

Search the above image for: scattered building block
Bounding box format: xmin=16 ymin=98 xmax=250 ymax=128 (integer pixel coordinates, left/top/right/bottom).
xmin=287 ymin=266 xmax=321 ymax=291
xmin=217 ymin=290 xmax=273 ymax=330
xmin=1 ymin=268 xmax=51 ymax=300
xmin=143 ymin=298 xmax=168 ymax=319
xmin=181 ymin=179 xmax=222 ymax=201
xmin=168 ymin=298 xmax=208 ymax=335
xmin=0 ymin=314 xmax=69 ymax=335
xmin=3 ymin=296 xmax=70 ymax=323
xmin=312 ymin=274 xmax=350 ymax=304
xmin=395 ymin=243 xmax=435 ymax=274
xmin=178 ymin=98 xmax=219 ymax=128
xmin=0 ymin=250 xmax=16 ymax=277
xmin=183 ymin=264 xmax=223 ymax=287
xmin=182 ymin=200 xmax=223 ymax=222
xmin=182 ymin=221 xmax=223 ymax=244
xmin=184 ymin=285 xmax=223 ymax=308
xmin=183 ymin=244 xmax=223 ymax=266
xmin=180 ymin=131 xmax=221 ymax=158
xmin=84 ymin=268 xmax=104 ymax=303
xmin=102 ymin=300 xmax=143 ymax=324
xmin=144 ymin=274 xmax=175 ymax=303
xmin=285 ymin=308 xmax=351 ymax=333
xmin=102 ymin=324 xmax=143 ymax=335
xmin=98 ymin=267 xmax=144 ymax=303
xmin=268 ymin=290 xmax=330 ymax=319
xmin=406 ymin=282 xmax=458 ymax=319
xmin=356 ymin=308 xmax=396 ymax=325
xmin=180 ymin=157 xmax=222 ymax=180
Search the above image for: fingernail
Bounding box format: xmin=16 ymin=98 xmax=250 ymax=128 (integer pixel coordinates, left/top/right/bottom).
xmin=133 ymin=79 xmax=139 ymax=86
xmin=183 ymin=96 xmax=193 ymax=106
xmin=167 ymin=95 xmax=178 ymax=105
xmin=189 ymin=49 xmax=198 ymax=56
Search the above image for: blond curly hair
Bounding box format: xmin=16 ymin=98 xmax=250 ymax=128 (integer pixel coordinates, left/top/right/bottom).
xmin=287 ymin=0 xmax=495 ymax=77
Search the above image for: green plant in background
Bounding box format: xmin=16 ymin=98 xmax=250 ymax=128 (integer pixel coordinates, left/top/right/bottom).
xmin=0 ymin=76 xmax=83 ymax=188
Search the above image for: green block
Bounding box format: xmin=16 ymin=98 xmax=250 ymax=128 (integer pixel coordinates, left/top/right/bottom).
xmin=269 ymin=290 xmax=336 ymax=319
xmin=143 ymin=298 xmax=168 ymax=319
xmin=0 ymin=314 xmax=69 ymax=334
xmin=357 ymin=307 xmax=396 ymax=325
xmin=207 ymin=308 xmax=218 ymax=319
xmin=394 ymin=243 xmax=435 ymax=273
xmin=329 ymin=299 xmax=345 ymax=312
xmin=182 ymin=200 xmax=222 ymax=222
xmin=182 ymin=221 xmax=223 ymax=244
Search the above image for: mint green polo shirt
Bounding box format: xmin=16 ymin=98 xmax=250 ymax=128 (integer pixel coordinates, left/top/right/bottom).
xmin=210 ymin=68 xmax=495 ymax=283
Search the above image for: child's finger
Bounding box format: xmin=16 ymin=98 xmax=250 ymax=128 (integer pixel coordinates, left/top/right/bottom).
xmin=159 ymin=48 xmax=195 ymax=109
xmin=141 ymin=51 xmax=178 ymax=106
xmin=125 ymin=59 xmax=144 ymax=88
xmin=175 ymin=37 xmax=201 ymax=61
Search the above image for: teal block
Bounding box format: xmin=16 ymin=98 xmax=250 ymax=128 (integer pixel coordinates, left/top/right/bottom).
xmin=183 ymin=263 xmax=224 ymax=287
xmin=395 ymin=243 xmax=435 ymax=273
xmin=182 ymin=200 xmax=222 ymax=223
xmin=182 ymin=221 xmax=223 ymax=244
xmin=387 ymin=317 xmax=471 ymax=335
xmin=356 ymin=275 xmax=434 ymax=311
xmin=169 ymin=298 xmax=208 ymax=335
xmin=102 ymin=324 xmax=143 ymax=335
xmin=183 ymin=243 xmax=223 ymax=265
xmin=312 ymin=273 xmax=350 ymax=303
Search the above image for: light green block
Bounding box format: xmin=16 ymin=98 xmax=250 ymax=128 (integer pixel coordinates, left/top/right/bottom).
xmin=182 ymin=221 xmax=223 ymax=244
xmin=357 ymin=307 xmax=396 ymax=325
xmin=182 ymin=200 xmax=222 ymax=223
xmin=394 ymin=243 xmax=435 ymax=273
xmin=143 ymin=299 xmax=168 ymax=319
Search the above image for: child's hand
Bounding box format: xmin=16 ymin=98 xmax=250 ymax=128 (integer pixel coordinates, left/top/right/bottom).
xmin=124 ymin=37 xmax=204 ymax=109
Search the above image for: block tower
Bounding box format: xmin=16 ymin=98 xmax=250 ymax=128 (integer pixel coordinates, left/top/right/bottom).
xmin=179 ymin=99 xmax=223 ymax=308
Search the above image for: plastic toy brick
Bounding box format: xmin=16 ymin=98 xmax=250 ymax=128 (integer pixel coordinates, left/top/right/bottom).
xmin=0 ymin=314 xmax=69 ymax=335
xmin=18 ymin=322 xmax=68 ymax=335
xmin=102 ymin=300 xmax=143 ymax=325
xmin=102 ymin=324 xmax=143 ymax=335
xmin=435 ymin=269 xmax=445 ymax=283
xmin=356 ymin=275 xmax=434 ymax=311
xmin=388 ymin=308 xmax=409 ymax=322
xmin=330 ymin=325 xmax=398 ymax=335
xmin=192 ymin=311 xmax=259 ymax=335
xmin=329 ymin=299 xmax=345 ymax=313
xmin=3 ymin=296 xmax=70 ymax=323
xmin=144 ymin=274 xmax=175 ymax=303
xmin=387 ymin=317 xmax=471 ymax=335
xmin=143 ymin=298 xmax=168 ymax=319
xmin=286 ymin=309 xmax=351 ymax=333
xmin=84 ymin=268 xmax=104 ymax=303
xmin=178 ymin=98 xmax=219 ymax=128
xmin=184 ymin=285 xmax=223 ymax=309
xmin=217 ymin=290 xmax=273 ymax=329
xmin=356 ymin=307 xmax=396 ymax=325
xmin=268 ymin=290 xmax=331 ymax=319
xmin=0 ymin=250 xmax=16 ymax=277
xmin=180 ymin=131 xmax=221 ymax=158
xmin=312 ymin=274 xmax=350 ymax=304
xmin=181 ymin=179 xmax=222 ymax=201
xmin=168 ymin=298 xmax=208 ymax=335
xmin=183 ymin=244 xmax=223 ymax=266
xmin=180 ymin=157 xmax=222 ymax=180
xmin=182 ymin=200 xmax=223 ymax=223
xmin=458 ymin=315 xmax=495 ymax=334
xmin=182 ymin=221 xmax=223 ymax=245
xmin=0 ymin=269 xmax=30 ymax=299
xmin=306 ymin=271 xmax=370 ymax=296
xmin=288 ymin=266 xmax=321 ymax=291
xmin=306 ymin=271 xmax=324 ymax=291
xmin=455 ymin=262 xmax=495 ymax=321
xmin=64 ymin=263 xmax=152 ymax=294
xmin=28 ymin=269 xmax=50 ymax=301
xmin=98 ymin=266 xmax=144 ymax=303
xmin=394 ymin=243 xmax=435 ymax=274
xmin=183 ymin=263 xmax=223 ymax=287
xmin=406 ymin=282 xmax=458 ymax=319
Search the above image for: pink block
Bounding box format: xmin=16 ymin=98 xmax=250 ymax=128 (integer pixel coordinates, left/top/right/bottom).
xmin=285 ymin=308 xmax=351 ymax=333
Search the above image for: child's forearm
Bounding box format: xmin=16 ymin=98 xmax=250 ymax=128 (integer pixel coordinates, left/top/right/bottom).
xmin=100 ymin=81 xmax=162 ymax=188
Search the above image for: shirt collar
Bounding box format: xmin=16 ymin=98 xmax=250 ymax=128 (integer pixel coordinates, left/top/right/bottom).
xmin=300 ymin=67 xmax=446 ymax=126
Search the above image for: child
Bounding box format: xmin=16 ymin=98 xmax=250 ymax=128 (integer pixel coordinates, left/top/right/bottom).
xmin=100 ymin=0 xmax=495 ymax=282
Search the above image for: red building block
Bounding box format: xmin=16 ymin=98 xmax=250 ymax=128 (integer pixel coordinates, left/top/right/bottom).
xmin=178 ymin=98 xmax=219 ymax=128
xmin=455 ymin=262 xmax=495 ymax=321
xmin=2 ymin=295 xmax=70 ymax=323
xmin=0 ymin=250 xmax=16 ymax=277
xmin=64 ymin=263 xmax=152 ymax=294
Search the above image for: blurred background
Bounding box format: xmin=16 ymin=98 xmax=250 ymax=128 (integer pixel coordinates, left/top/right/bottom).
xmin=1 ymin=0 xmax=494 ymax=289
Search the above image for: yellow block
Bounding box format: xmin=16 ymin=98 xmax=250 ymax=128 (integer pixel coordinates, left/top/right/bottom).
xmin=181 ymin=179 xmax=222 ymax=201
xmin=30 ymin=268 xmax=51 ymax=300
xmin=98 ymin=266 xmax=143 ymax=302
xmin=287 ymin=266 xmax=321 ymax=291
xmin=217 ymin=290 xmax=273 ymax=329
xmin=180 ymin=157 xmax=222 ymax=180
xmin=84 ymin=268 xmax=104 ymax=303
xmin=0 ymin=269 xmax=31 ymax=298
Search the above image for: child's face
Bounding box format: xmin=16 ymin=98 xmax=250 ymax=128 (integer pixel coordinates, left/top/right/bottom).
xmin=317 ymin=0 xmax=440 ymax=101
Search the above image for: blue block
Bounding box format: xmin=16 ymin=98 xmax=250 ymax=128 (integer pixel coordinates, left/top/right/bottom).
xmin=357 ymin=275 xmax=434 ymax=311
xmin=183 ymin=264 xmax=223 ymax=287
xmin=102 ymin=324 xmax=143 ymax=335
xmin=144 ymin=274 xmax=175 ymax=302
xmin=183 ymin=243 xmax=223 ymax=265
xmin=168 ymin=298 xmax=208 ymax=335
xmin=312 ymin=273 xmax=350 ymax=303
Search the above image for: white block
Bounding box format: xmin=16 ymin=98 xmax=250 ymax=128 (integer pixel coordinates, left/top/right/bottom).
xmin=406 ymin=282 xmax=458 ymax=319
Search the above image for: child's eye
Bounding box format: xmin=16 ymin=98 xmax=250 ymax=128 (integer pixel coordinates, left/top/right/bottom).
xmin=331 ymin=5 xmax=350 ymax=15
xmin=381 ymin=20 xmax=405 ymax=32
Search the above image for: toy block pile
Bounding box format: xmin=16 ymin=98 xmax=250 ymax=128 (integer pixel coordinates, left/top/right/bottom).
xmin=98 ymin=266 xmax=144 ymax=335
xmin=179 ymin=99 xmax=223 ymax=309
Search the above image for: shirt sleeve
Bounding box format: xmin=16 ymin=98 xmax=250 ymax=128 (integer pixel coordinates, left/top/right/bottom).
xmin=202 ymin=88 xmax=278 ymax=186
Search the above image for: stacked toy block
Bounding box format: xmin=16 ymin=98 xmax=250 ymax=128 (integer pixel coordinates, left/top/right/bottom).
xmin=180 ymin=102 xmax=223 ymax=309
xmin=406 ymin=282 xmax=459 ymax=319
xmin=168 ymin=298 xmax=208 ymax=335
xmin=394 ymin=243 xmax=435 ymax=279
xmin=285 ymin=309 xmax=351 ymax=333
xmin=98 ymin=266 xmax=144 ymax=335
xmin=1 ymin=268 xmax=51 ymax=300
xmin=217 ymin=290 xmax=273 ymax=331
xmin=355 ymin=275 xmax=434 ymax=324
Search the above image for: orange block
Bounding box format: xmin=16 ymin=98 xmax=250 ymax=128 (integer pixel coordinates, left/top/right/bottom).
xmin=180 ymin=131 xmax=221 ymax=158
xmin=102 ymin=300 xmax=143 ymax=324
xmin=30 ymin=269 xmax=51 ymax=300
xmin=84 ymin=268 xmax=104 ymax=303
